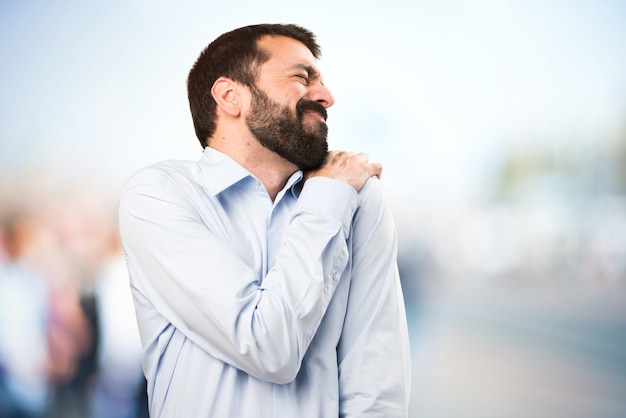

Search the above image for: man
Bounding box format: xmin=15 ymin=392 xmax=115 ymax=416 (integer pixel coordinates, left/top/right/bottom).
xmin=119 ymin=23 xmax=411 ymax=417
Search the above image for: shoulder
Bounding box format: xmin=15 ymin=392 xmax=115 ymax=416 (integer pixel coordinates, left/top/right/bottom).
xmin=352 ymin=177 xmax=397 ymax=240
xmin=358 ymin=176 xmax=391 ymax=212
xmin=119 ymin=160 xmax=205 ymax=220
xmin=121 ymin=160 xmax=198 ymax=195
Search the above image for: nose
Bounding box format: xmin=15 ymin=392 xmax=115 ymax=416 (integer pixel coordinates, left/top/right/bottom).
xmin=308 ymin=83 xmax=335 ymax=108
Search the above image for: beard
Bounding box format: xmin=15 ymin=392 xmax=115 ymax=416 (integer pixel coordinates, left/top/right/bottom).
xmin=246 ymin=87 xmax=329 ymax=171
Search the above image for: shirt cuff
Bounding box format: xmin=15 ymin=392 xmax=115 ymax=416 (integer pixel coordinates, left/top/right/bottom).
xmin=296 ymin=177 xmax=358 ymax=238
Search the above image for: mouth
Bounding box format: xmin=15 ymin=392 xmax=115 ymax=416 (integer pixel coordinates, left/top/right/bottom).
xmin=298 ymin=99 xmax=328 ymax=123
xmin=303 ymin=109 xmax=327 ymax=122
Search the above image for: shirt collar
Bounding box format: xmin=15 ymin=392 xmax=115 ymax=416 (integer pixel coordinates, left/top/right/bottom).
xmin=287 ymin=172 xmax=304 ymax=199
xmin=199 ymin=147 xmax=252 ymax=196
xmin=285 ymin=171 xmax=304 ymax=199
xmin=199 ymin=147 xmax=304 ymax=198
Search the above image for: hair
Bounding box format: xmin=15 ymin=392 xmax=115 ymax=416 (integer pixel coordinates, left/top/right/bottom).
xmin=187 ymin=24 xmax=322 ymax=147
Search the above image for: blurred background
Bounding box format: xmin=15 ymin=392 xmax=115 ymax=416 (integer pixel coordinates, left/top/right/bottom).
xmin=1 ymin=1 xmax=625 ymax=417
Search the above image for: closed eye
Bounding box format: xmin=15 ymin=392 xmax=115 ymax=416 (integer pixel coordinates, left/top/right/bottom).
xmin=295 ymin=74 xmax=309 ymax=84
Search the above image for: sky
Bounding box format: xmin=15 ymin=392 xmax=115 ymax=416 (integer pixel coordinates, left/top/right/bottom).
xmin=1 ymin=0 xmax=625 ymax=204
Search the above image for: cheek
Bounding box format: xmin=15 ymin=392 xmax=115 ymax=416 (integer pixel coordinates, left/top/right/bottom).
xmin=278 ymin=90 xmax=302 ymax=108
xmin=277 ymin=83 xmax=307 ymax=104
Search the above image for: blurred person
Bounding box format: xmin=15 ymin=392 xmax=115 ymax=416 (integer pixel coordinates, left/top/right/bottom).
xmin=0 ymin=203 xmax=94 ymax=418
xmin=44 ymin=280 xmax=94 ymax=418
xmin=0 ymin=212 xmax=50 ymax=418
xmin=90 ymin=228 xmax=147 ymax=418
xmin=119 ymin=23 xmax=411 ymax=417
xmin=41 ymin=197 xmax=106 ymax=418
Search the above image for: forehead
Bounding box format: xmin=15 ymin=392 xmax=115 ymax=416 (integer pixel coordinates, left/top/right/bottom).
xmin=257 ymin=35 xmax=319 ymax=73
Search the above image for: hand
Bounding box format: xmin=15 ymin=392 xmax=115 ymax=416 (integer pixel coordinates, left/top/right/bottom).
xmin=304 ymin=151 xmax=382 ymax=192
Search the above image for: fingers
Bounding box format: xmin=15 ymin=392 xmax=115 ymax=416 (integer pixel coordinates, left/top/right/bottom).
xmin=370 ymin=161 xmax=383 ymax=179
xmin=305 ymin=150 xmax=383 ymax=191
xmin=349 ymin=152 xmax=382 ymax=179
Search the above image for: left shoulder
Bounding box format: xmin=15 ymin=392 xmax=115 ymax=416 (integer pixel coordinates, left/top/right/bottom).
xmin=358 ymin=176 xmax=390 ymax=208
xmin=353 ymin=177 xmax=396 ymax=233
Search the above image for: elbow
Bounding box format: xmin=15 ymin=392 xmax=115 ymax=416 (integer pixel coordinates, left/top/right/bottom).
xmin=252 ymin=349 xmax=301 ymax=384
xmin=244 ymin=334 xmax=303 ymax=384
xmin=263 ymin=362 xmax=300 ymax=385
xmin=246 ymin=299 xmax=307 ymax=384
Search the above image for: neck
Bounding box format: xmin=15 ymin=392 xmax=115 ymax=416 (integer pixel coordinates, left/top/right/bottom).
xmin=209 ymin=131 xmax=298 ymax=201
xmin=246 ymin=152 xmax=298 ymax=200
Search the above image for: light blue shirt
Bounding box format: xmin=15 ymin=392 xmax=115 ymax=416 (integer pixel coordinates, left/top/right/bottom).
xmin=119 ymin=147 xmax=411 ymax=417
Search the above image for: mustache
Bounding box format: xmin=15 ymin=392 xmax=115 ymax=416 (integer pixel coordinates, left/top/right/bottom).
xmin=296 ymin=99 xmax=328 ymax=121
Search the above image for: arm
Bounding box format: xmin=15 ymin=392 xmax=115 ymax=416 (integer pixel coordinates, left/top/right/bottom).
xmin=337 ymin=178 xmax=412 ymax=417
xmin=119 ymin=171 xmax=356 ymax=384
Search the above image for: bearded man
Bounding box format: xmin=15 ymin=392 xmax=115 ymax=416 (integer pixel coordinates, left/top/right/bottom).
xmin=119 ymin=23 xmax=411 ymax=418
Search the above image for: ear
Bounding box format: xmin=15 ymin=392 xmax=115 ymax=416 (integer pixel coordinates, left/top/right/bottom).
xmin=211 ymin=77 xmax=242 ymax=117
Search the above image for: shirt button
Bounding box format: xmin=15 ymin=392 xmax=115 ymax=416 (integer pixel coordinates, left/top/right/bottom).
xmin=331 ymin=272 xmax=340 ymax=281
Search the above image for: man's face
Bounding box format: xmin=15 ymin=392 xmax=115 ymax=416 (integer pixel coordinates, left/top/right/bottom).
xmin=246 ymin=86 xmax=328 ymax=171
xmin=246 ymin=35 xmax=335 ymax=171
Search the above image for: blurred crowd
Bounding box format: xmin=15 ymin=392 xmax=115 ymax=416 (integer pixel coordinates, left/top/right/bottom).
xmin=0 ymin=184 xmax=147 ymax=418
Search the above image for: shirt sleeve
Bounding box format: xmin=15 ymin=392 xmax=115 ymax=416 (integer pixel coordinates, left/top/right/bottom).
xmin=337 ymin=177 xmax=412 ymax=417
xmin=119 ymin=168 xmax=358 ymax=384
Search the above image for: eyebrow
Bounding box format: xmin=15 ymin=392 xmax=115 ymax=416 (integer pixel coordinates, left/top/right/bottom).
xmin=291 ymin=63 xmax=320 ymax=79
